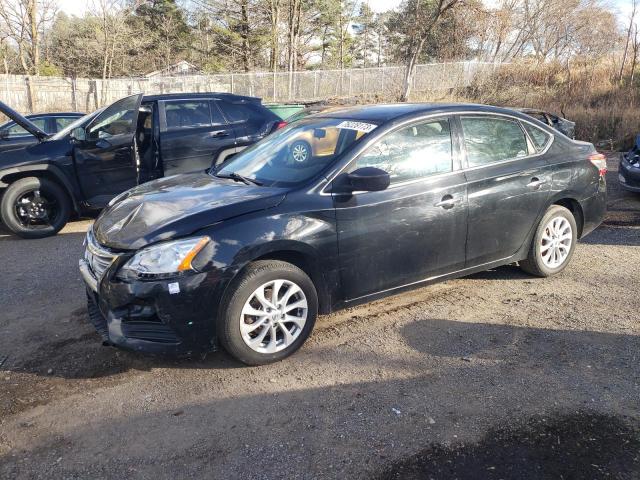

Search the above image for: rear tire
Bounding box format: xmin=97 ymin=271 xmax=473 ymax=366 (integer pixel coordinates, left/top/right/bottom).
xmin=217 ymin=260 xmax=318 ymax=365
xmin=520 ymin=205 xmax=577 ymax=277
xmin=0 ymin=177 xmax=71 ymax=239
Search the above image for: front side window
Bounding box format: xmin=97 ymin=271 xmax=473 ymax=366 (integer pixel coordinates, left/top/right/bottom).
xmin=461 ymin=117 xmax=529 ymax=167
xmin=213 ymin=117 xmax=375 ymax=187
xmin=87 ymin=95 xmax=140 ymax=140
xmin=522 ymin=122 xmax=551 ymax=152
xmin=356 ymin=118 xmax=453 ymax=184
xmin=5 ymin=117 xmax=47 ymax=137
xmin=165 ymin=100 xmax=212 ymax=129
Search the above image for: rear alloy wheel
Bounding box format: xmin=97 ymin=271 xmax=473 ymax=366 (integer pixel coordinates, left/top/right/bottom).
xmin=520 ymin=205 xmax=577 ymax=277
xmin=218 ymin=260 xmax=318 ymax=365
xmin=0 ymin=177 xmax=71 ymax=239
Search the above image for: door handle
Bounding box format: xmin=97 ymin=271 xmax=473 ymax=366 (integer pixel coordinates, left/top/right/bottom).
xmin=526 ymin=177 xmax=546 ymax=189
xmin=435 ymin=195 xmax=460 ymax=209
xmin=210 ymin=131 xmax=230 ymax=138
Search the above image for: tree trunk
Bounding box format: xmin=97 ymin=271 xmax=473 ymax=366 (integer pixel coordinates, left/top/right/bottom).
xmin=400 ymin=38 xmax=425 ymax=102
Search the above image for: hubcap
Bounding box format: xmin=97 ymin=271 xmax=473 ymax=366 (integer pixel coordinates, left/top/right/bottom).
xmin=240 ymin=279 xmax=308 ymax=354
xmin=540 ymin=216 xmax=572 ymax=268
xmin=292 ymin=144 xmax=308 ymax=162
xmin=14 ymin=189 xmax=57 ymax=228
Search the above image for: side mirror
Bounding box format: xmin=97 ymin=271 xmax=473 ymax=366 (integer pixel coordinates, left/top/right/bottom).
xmin=70 ymin=127 xmax=86 ymax=142
xmin=347 ymin=166 xmax=390 ymax=192
xmin=0 ymin=130 xmax=8 ymax=140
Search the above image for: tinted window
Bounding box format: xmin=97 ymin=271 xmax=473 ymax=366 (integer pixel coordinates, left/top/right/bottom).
xmin=165 ymin=101 xmax=211 ymax=129
xmin=55 ymin=116 xmax=78 ymax=131
xmin=218 ymin=100 xmax=259 ymax=122
xmin=5 ymin=117 xmax=47 ymax=136
xmin=356 ymin=119 xmax=452 ymax=184
xmin=522 ymin=122 xmax=551 ymax=151
xmin=461 ymin=117 xmax=529 ymax=167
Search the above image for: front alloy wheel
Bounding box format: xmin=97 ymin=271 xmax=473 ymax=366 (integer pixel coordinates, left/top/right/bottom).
xmin=217 ymin=260 xmax=318 ymax=365
xmin=240 ymin=279 xmax=308 ymax=354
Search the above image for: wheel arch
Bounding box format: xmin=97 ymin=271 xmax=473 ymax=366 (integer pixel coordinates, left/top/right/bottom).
xmin=551 ymin=197 xmax=584 ymax=238
xmin=0 ymin=164 xmax=80 ymax=214
xmin=222 ymin=241 xmax=332 ymax=315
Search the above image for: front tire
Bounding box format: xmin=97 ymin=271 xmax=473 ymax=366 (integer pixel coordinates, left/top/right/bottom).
xmin=0 ymin=177 xmax=71 ymax=239
xmin=217 ymin=260 xmax=318 ymax=365
xmin=520 ymin=205 xmax=577 ymax=277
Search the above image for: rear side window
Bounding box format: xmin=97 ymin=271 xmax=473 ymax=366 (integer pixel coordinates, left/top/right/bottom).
xmin=217 ymin=100 xmax=260 ymax=123
xmin=522 ymin=122 xmax=551 ymax=151
xmin=356 ymin=118 xmax=453 ymax=184
xmin=165 ymin=101 xmax=212 ymax=129
xmin=6 ymin=117 xmax=47 ymax=136
xmin=461 ymin=117 xmax=529 ymax=167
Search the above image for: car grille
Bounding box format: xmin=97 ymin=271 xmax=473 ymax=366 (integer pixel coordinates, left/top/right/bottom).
xmin=84 ymin=230 xmax=119 ymax=279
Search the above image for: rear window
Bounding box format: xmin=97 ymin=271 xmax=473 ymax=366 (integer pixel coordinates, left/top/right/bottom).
xmin=461 ymin=116 xmax=529 ymax=167
xmin=522 ymin=122 xmax=551 ymax=151
xmin=55 ymin=117 xmax=78 ymax=131
xmin=217 ymin=100 xmax=262 ymax=123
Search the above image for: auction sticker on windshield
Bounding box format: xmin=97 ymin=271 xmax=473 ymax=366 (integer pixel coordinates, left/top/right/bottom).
xmin=336 ymin=121 xmax=377 ymax=133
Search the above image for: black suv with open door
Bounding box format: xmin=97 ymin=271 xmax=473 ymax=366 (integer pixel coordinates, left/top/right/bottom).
xmin=0 ymin=93 xmax=281 ymax=238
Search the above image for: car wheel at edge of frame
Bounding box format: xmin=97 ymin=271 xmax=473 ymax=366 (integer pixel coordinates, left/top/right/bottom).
xmin=0 ymin=176 xmax=71 ymax=239
xmin=519 ymin=204 xmax=577 ymax=277
xmin=217 ymin=260 xmax=318 ymax=366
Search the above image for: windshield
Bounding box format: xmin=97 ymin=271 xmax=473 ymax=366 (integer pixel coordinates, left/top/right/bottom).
xmin=49 ymin=109 xmax=102 ymax=140
xmin=213 ymin=117 xmax=377 ymax=187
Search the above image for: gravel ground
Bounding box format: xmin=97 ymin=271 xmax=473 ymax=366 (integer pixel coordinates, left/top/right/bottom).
xmin=0 ymin=154 xmax=639 ymax=479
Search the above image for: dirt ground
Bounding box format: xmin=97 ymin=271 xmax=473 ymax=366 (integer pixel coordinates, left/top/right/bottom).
xmin=0 ymin=154 xmax=639 ymax=479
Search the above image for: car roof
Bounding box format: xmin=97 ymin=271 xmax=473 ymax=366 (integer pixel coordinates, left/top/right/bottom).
xmin=141 ymin=92 xmax=260 ymax=103
xmin=312 ymin=103 xmax=533 ymax=123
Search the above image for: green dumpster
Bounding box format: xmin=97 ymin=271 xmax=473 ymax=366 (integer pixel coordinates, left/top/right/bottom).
xmin=264 ymin=104 xmax=306 ymax=120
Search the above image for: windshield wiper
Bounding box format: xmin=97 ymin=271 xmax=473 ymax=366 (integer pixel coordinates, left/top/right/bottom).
xmin=215 ymin=172 xmax=263 ymax=186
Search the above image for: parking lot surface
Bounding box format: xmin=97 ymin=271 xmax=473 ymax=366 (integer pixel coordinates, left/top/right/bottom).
xmin=1 ymin=155 xmax=639 ymax=479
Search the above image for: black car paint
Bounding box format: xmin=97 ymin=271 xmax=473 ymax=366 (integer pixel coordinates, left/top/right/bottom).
xmin=0 ymin=93 xmax=280 ymax=215
xmin=82 ymin=103 xmax=606 ymax=356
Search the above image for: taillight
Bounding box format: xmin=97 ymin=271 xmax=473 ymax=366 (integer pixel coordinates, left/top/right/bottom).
xmin=275 ymin=121 xmax=288 ymax=130
xmin=588 ymin=152 xmax=607 ymax=176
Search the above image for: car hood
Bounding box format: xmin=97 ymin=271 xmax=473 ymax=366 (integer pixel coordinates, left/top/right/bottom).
xmin=0 ymin=101 xmax=48 ymax=141
xmin=93 ymin=173 xmax=287 ymax=250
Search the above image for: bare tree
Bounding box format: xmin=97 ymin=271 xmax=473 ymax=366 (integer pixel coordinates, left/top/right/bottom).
xmin=397 ymin=0 xmax=461 ymax=102
xmin=619 ymin=0 xmax=637 ymax=83
xmin=0 ymin=0 xmax=57 ymax=75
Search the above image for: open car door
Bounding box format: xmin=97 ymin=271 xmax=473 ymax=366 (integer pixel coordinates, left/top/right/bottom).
xmin=73 ymin=94 xmax=143 ymax=208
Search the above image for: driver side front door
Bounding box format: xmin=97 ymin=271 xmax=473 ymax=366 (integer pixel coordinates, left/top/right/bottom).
xmin=73 ymin=94 xmax=143 ymax=208
xmin=333 ymin=117 xmax=468 ymax=303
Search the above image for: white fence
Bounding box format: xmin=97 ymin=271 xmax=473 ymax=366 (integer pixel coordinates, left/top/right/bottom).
xmin=0 ymin=62 xmax=500 ymax=114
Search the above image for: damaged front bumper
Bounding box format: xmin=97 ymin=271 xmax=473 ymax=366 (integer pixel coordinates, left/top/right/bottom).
xmin=79 ymin=243 xmax=220 ymax=356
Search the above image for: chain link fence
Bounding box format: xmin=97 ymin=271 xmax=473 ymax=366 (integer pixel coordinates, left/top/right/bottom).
xmin=0 ymin=61 xmax=500 ymax=114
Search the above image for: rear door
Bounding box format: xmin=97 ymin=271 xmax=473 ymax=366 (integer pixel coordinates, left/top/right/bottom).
xmin=159 ymin=99 xmax=236 ymax=175
xmin=458 ymin=114 xmax=553 ymax=267
xmin=73 ymin=94 xmax=142 ymax=207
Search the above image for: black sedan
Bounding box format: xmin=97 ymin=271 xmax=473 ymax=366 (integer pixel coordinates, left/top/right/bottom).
xmin=80 ymin=103 xmax=607 ymax=365
xmin=0 ymin=111 xmax=83 ymax=150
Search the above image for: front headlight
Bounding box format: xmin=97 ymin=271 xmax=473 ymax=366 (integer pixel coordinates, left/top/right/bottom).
xmin=118 ymin=236 xmax=210 ymax=279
